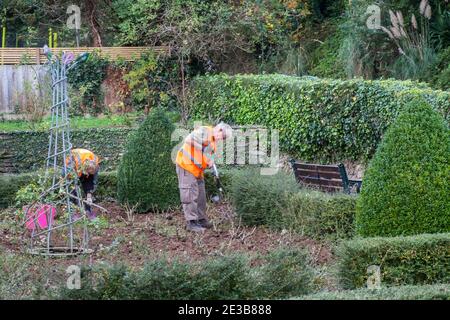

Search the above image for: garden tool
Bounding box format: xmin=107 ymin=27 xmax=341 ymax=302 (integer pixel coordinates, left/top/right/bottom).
xmin=211 ymin=163 xmax=224 ymax=204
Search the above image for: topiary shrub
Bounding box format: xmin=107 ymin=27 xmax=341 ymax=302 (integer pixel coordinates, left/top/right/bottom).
xmin=356 ymin=99 xmax=450 ymax=237
xmin=117 ymin=108 xmax=179 ymax=212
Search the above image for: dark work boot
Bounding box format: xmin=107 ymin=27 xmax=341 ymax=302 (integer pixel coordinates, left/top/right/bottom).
xmin=186 ymin=220 xmax=206 ymax=232
xmin=198 ymin=219 xmax=213 ymax=229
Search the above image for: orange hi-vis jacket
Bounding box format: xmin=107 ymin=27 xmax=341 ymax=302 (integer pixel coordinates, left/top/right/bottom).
xmin=66 ymin=148 xmax=99 ymax=177
xmin=176 ymin=126 xmax=216 ymax=178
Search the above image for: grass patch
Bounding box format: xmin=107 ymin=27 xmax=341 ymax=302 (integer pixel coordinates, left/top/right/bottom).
xmin=0 ymin=114 xmax=139 ymax=132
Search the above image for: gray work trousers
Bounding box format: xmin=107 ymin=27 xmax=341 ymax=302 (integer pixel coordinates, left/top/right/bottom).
xmin=176 ymin=165 xmax=207 ymax=222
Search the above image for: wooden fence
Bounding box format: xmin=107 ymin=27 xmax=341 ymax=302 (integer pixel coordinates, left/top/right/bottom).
xmin=0 ymin=46 xmax=171 ymax=65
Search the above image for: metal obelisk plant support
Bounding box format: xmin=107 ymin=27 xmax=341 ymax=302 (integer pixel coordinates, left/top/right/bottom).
xmin=24 ymin=46 xmax=91 ymax=256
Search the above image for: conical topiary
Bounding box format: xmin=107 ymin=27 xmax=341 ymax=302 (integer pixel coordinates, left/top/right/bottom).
xmin=118 ymin=108 xmax=179 ymax=212
xmin=356 ymin=98 xmax=450 ymax=237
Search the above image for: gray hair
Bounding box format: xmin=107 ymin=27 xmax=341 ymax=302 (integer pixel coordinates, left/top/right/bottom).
xmin=215 ymin=122 xmax=233 ymax=139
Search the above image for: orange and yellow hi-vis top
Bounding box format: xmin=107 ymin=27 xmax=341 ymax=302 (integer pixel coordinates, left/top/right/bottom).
xmin=176 ymin=126 xmax=216 ymax=178
xmin=66 ymin=148 xmax=99 ymax=177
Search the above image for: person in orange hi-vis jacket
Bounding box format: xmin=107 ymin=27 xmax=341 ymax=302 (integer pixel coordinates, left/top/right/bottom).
xmin=175 ymin=122 xmax=233 ymax=232
xmin=64 ymin=148 xmax=100 ymax=220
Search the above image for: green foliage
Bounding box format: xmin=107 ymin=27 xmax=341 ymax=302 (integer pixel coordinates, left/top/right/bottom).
xmin=123 ymin=51 xmax=186 ymax=112
xmin=356 ymin=99 xmax=450 ymax=237
xmin=285 ymin=190 xmax=356 ymax=240
xmin=422 ymin=46 xmax=450 ymax=90
xmin=336 ymin=233 xmax=450 ymax=289
xmin=309 ymin=24 xmax=346 ymax=78
xmin=0 ymin=252 xmax=41 ymax=299
xmin=230 ymin=168 xmax=298 ymax=227
xmin=68 ymin=51 xmax=109 ymax=115
xmin=298 ymin=284 xmax=450 ymax=300
xmin=58 ymin=248 xmax=313 ymax=299
xmin=118 ymin=108 xmax=179 ymax=212
xmin=0 ymin=128 xmax=133 ymax=174
xmin=95 ymin=171 xmax=118 ymax=201
xmin=0 ymin=174 xmax=35 ymax=208
xmin=191 ymin=74 xmax=449 ymax=163
xmin=256 ymin=248 xmax=313 ymax=298
xmin=229 ymin=168 xmax=356 ymax=239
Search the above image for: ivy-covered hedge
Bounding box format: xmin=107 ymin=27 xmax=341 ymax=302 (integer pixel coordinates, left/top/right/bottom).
xmin=0 ymin=128 xmax=133 ymax=173
xmin=337 ymin=233 xmax=450 ymax=289
xmin=298 ymin=284 xmax=450 ymax=300
xmin=190 ymin=75 xmax=450 ymax=162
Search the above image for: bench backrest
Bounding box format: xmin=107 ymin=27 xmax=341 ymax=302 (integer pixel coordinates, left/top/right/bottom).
xmin=289 ymin=161 xmax=351 ymax=193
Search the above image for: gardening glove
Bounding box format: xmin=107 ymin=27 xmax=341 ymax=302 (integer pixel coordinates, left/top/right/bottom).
xmin=86 ymin=193 xmax=93 ymax=205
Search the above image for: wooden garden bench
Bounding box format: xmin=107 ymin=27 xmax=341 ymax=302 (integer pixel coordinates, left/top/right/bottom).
xmin=289 ymin=159 xmax=362 ymax=194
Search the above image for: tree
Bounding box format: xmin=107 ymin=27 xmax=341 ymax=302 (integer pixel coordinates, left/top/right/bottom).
xmin=117 ymin=108 xmax=179 ymax=212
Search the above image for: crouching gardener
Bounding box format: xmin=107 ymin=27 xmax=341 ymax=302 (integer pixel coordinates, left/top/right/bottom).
xmin=175 ymin=123 xmax=233 ymax=232
xmin=65 ymin=148 xmax=100 ymax=220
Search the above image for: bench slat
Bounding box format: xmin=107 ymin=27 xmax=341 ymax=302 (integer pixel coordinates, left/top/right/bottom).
xmin=294 ymin=168 xmax=342 ymax=180
xmin=297 ymin=176 xmax=344 ymax=188
xmin=293 ymin=163 xmax=340 ymax=173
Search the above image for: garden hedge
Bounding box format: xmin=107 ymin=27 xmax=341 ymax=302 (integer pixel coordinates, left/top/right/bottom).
xmin=337 ymin=233 xmax=450 ymax=289
xmin=0 ymin=128 xmax=133 ymax=174
xmin=229 ymin=168 xmax=357 ymax=239
xmin=298 ymin=284 xmax=450 ymax=300
xmin=356 ymin=99 xmax=450 ymax=237
xmin=190 ymin=74 xmax=450 ymax=162
xmin=58 ymin=248 xmax=314 ymax=300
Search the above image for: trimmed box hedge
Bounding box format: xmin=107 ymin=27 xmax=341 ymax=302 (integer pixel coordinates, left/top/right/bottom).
xmin=285 ymin=190 xmax=356 ymax=240
xmin=229 ymin=168 xmax=357 ymax=239
xmin=297 ymin=284 xmax=450 ymax=300
xmin=337 ymin=233 xmax=450 ymax=289
xmin=190 ymin=74 xmax=450 ymax=163
xmin=0 ymin=127 xmax=134 ymax=174
xmin=57 ymin=247 xmax=314 ymax=300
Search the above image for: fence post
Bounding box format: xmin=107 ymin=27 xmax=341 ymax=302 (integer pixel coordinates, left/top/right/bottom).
xmin=48 ymin=28 xmax=53 ymax=48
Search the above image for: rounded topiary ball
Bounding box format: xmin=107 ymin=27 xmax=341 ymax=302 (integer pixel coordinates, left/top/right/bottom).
xmin=118 ymin=108 xmax=179 ymax=212
xmin=356 ymin=99 xmax=450 ymax=237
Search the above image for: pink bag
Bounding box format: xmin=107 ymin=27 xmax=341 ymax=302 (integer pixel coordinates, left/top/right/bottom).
xmin=25 ymin=204 xmax=57 ymax=231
